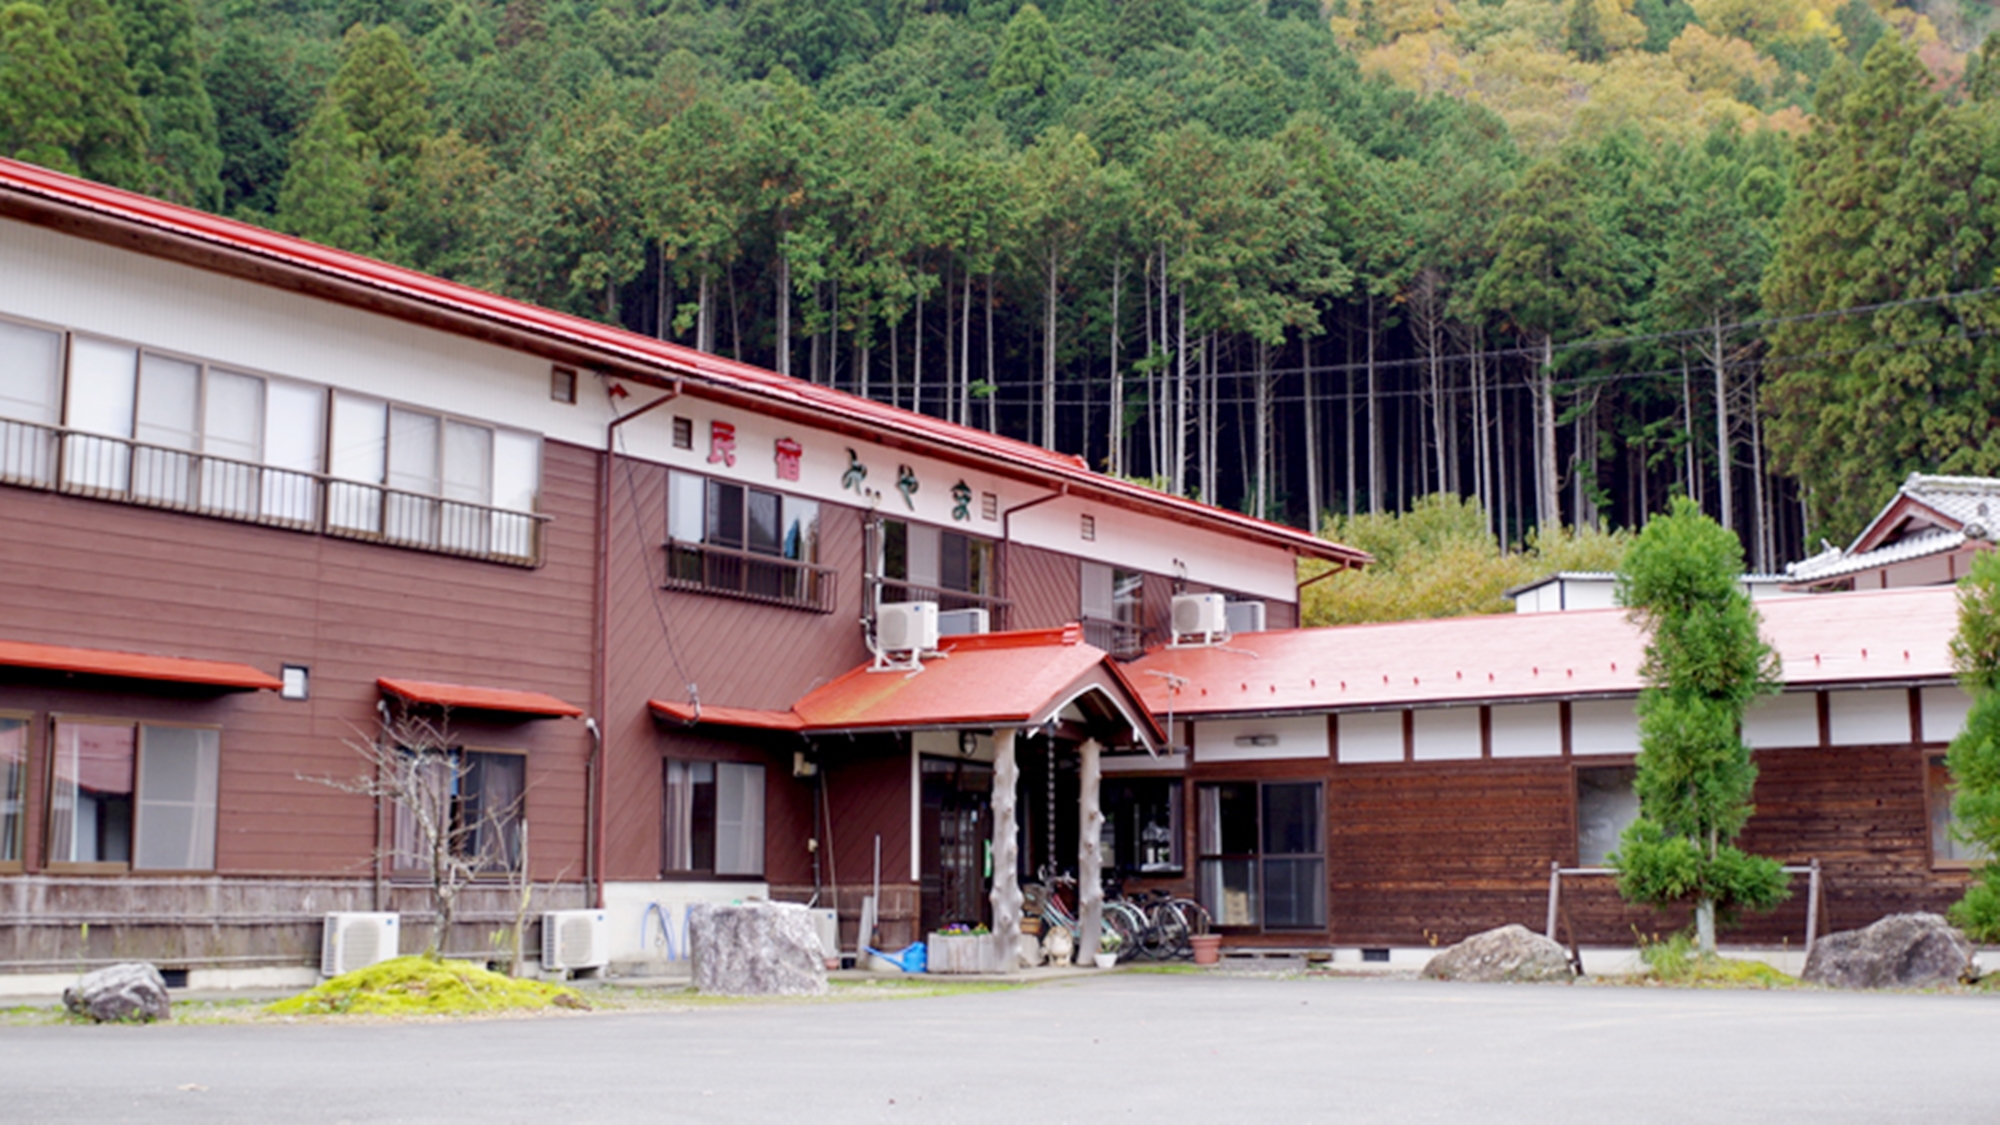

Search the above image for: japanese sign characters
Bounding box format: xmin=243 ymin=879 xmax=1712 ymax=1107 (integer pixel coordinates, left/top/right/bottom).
xmin=774 ymin=437 xmax=802 ymax=482
xmin=707 ymin=420 xmax=736 ymax=468
xmin=896 ymin=464 xmax=919 ymax=510
xmin=951 ymin=480 xmax=972 ymax=522
xmin=843 ymin=448 xmax=881 ymax=506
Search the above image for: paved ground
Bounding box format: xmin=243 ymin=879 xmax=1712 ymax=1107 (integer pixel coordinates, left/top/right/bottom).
xmin=4 ymin=972 xmax=1994 ymax=1123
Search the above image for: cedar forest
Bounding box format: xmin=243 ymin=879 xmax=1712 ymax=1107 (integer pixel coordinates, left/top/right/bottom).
xmin=3 ymin=0 xmax=1999 ymax=620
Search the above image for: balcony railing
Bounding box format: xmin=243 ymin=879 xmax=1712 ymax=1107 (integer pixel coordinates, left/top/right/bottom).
xmin=0 ymin=416 xmax=546 ymax=567
xmin=868 ymin=577 xmax=1011 ymax=629
xmin=664 ymin=538 xmax=838 ymax=613
xmin=1080 ymin=616 xmax=1147 ymax=660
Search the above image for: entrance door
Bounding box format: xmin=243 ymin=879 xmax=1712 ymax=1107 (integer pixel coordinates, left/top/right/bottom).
xmin=920 ymin=758 xmax=992 ymax=935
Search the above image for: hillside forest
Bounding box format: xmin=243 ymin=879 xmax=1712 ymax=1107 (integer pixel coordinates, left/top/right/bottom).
xmin=3 ymin=0 xmax=2000 ymax=577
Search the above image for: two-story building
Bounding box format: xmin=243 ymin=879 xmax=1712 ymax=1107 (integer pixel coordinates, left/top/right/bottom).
xmin=0 ymin=157 xmax=1363 ymax=991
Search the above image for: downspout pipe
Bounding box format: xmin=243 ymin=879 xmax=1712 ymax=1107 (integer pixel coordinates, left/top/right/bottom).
xmin=594 ymin=380 xmax=680 ymax=909
xmin=999 ymin=485 xmax=1068 ymax=628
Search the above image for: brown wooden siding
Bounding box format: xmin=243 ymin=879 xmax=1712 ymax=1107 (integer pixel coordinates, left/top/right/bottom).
xmin=1005 ymin=543 xmax=1080 ymax=630
xmin=0 ymin=438 xmax=599 ymax=887
xmin=600 ymin=455 xmax=871 ymax=881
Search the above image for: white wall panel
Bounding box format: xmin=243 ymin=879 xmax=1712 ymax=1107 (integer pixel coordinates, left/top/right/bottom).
xmin=1570 ymin=699 xmax=1640 ymax=757
xmin=1922 ymin=686 xmax=1973 ymax=745
xmin=1490 ymin=702 xmax=1562 ymax=758
xmin=1195 ymin=715 xmax=1328 ymax=763
xmin=1412 ymin=706 xmax=1482 ymax=761
xmin=1336 ymin=711 xmax=1404 ymax=763
xmin=1745 ymin=692 xmax=1820 ymax=749
xmin=1828 ymin=689 xmax=1911 ymax=746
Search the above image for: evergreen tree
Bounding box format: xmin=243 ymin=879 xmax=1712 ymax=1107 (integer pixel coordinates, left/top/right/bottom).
xmin=1945 ymin=548 xmax=2000 ymax=941
xmin=333 ymin=23 xmax=431 ymax=166
xmin=990 ymin=4 xmax=1065 ymax=98
xmin=110 ymin=0 xmax=222 ymax=208
xmin=275 ymin=100 xmax=375 ymax=254
xmin=204 ymin=19 xmax=317 ymax=217
xmin=47 ymin=0 xmax=149 ymax=190
xmin=1763 ymin=37 xmax=2000 ymax=541
xmin=0 ymin=2 xmax=86 ymax=173
xmin=1612 ymin=496 xmax=1788 ymax=953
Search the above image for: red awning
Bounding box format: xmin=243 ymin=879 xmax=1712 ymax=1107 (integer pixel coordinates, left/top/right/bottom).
xmin=378 ymin=677 xmax=584 ymax=718
xmin=0 ymin=638 xmax=282 ymax=691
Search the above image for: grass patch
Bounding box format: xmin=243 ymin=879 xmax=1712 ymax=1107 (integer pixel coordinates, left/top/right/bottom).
xmin=1635 ymin=932 xmax=1795 ymax=988
xmin=266 ymin=956 xmax=587 ymax=1017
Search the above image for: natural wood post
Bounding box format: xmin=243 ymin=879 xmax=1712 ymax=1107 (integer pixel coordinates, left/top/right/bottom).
xmin=988 ymin=728 xmax=1021 ymax=971
xmin=1077 ymin=738 xmax=1104 ymax=964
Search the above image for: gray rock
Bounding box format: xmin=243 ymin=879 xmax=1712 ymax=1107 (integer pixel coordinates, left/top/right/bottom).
xmin=1802 ymin=913 xmax=1973 ymax=990
xmin=688 ymin=902 xmax=829 ymax=996
xmin=1421 ymin=925 xmax=1575 ymax=983
xmin=63 ymin=962 xmax=172 ymax=1023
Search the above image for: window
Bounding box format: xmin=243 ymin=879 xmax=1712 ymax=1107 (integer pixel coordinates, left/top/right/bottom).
xmin=1197 ymin=781 xmax=1325 ymax=930
xmin=1576 ymin=765 xmax=1639 ymax=867
xmin=1104 ymin=777 xmax=1181 ymax=874
xmin=0 ymin=715 xmax=25 ymax=868
xmin=392 ymin=749 xmax=524 ymax=874
xmin=550 ymin=367 xmax=577 ymax=404
xmin=666 ymin=470 xmax=826 ymax=609
xmin=1929 ymin=756 xmax=1991 ymax=866
xmin=0 ymin=318 xmax=61 ymax=485
xmin=1081 ymin=562 xmax=1144 ymax=656
xmin=46 ymin=718 xmax=219 ymax=871
xmin=59 ymin=337 xmax=327 ymax=523
xmin=329 ymin=392 xmax=539 ymax=559
xmin=880 ymin=519 xmax=994 ymax=612
xmin=662 ymin=759 xmax=765 ymax=877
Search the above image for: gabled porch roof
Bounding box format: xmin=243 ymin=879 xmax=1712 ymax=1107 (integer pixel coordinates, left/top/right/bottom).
xmin=650 ymin=625 xmax=1165 ymax=751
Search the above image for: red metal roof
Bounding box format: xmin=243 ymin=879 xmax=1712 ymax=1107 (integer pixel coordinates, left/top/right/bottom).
xmin=0 ymin=157 xmax=1366 ymax=569
xmin=0 ymin=638 xmax=281 ymax=691
xmin=651 ymin=625 xmax=1165 ymax=748
xmin=1127 ymin=586 xmax=1964 ymax=717
xmin=377 ymin=677 xmax=584 ymax=718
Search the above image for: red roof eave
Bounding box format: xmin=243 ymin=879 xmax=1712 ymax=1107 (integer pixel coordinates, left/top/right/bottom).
xmin=378 ymin=677 xmax=584 ymax=718
xmin=0 ymin=638 xmax=281 ymax=691
xmin=0 ymin=158 xmax=1367 ymax=570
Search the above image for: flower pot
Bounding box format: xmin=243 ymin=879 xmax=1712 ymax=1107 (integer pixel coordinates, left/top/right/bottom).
xmin=1190 ymin=934 xmax=1223 ymax=966
xmin=1094 ymin=952 xmax=1118 ymax=969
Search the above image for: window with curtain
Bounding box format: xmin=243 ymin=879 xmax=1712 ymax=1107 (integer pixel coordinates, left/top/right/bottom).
xmin=46 ymin=718 xmax=219 ymax=871
xmin=662 ymin=759 xmax=765 ymax=878
xmin=1575 ymin=765 xmax=1639 ymax=867
xmin=1197 ymin=780 xmax=1325 ymax=931
xmin=329 ymin=392 xmax=539 ymax=557
xmin=0 ymin=715 xmax=26 ymax=866
xmin=0 ymin=318 xmax=61 ymax=485
xmin=392 ymin=749 xmax=525 ymax=874
xmin=666 ymin=470 xmax=823 ymax=609
xmin=880 ymin=520 xmax=993 ymax=610
xmin=1929 ymin=756 xmax=1991 ymax=867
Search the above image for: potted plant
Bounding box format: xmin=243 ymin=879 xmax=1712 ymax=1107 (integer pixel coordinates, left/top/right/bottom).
xmin=1094 ymin=930 xmax=1123 ymax=969
xmin=1188 ymin=911 xmax=1222 ymax=966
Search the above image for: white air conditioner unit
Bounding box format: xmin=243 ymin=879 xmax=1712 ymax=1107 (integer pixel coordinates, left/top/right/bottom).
xmin=1224 ymin=600 xmax=1267 ymax=635
xmin=541 ymin=909 xmax=609 ymax=973
xmin=936 ymin=607 xmax=989 ymax=637
xmin=877 ymin=601 xmax=940 ymax=652
xmin=1170 ymin=593 xmax=1229 ymax=646
xmin=809 ymin=907 xmax=839 ymax=968
xmin=321 ymin=912 xmax=399 ymax=977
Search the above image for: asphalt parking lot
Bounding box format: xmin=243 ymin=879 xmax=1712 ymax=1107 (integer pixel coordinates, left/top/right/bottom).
xmin=4 ymin=972 xmax=1993 ymax=1123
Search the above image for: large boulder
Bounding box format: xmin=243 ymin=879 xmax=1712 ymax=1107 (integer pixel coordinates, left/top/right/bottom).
xmin=64 ymin=962 xmax=172 ymax=1023
xmin=688 ymin=902 xmax=829 ymax=996
xmin=1801 ymin=913 xmax=1974 ymax=990
xmin=1422 ymin=925 xmax=1575 ymax=983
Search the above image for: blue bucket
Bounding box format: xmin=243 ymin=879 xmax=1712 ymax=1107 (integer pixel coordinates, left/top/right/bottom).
xmin=864 ymin=943 xmax=928 ymax=973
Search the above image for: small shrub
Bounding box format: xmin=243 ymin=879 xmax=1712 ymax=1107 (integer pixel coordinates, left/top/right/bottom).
xmin=1635 ymin=930 xmax=1794 ymax=988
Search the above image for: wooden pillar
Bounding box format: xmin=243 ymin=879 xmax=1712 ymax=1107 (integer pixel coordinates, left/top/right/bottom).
xmin=988 ymin=727 xmax=1021 ymax=971
xmin=1077 ymin=738 xmax=1104 ymax=964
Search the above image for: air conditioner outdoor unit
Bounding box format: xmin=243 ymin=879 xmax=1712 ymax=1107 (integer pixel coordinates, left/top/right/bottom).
xmin=1224 ymin=600 xmax=1267 ymax=635
xmin=541 ymin=909 xmax=609 ymax=973
xmin=877 ymin=601 xmax=940 ymax=652
xmin=1170 ymin=593 xmax=1229 ymax=646
xmin=936 ymin=607 xmax=990 ymax=637
xmin=809 ymin=907 xmax=839 ymax=968
xmin=321 ymin=912 xmax=400 ymax=977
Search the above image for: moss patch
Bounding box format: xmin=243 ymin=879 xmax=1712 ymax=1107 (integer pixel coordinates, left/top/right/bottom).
xmin=266 ymin=956 xmax=588 ymax=1017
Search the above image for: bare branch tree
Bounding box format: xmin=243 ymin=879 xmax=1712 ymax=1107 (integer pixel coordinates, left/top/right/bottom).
xmin=299 ymin=711 xmax=525 ymax=956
